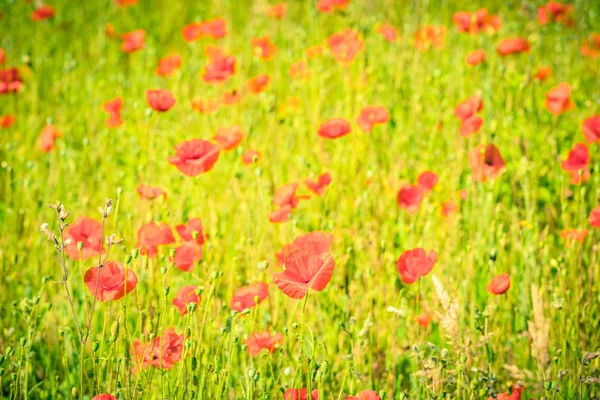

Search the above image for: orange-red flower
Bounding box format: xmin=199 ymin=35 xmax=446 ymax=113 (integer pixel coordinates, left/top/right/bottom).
xmin=582 ymin=115 xmax=600 ymax=143
xmin=468 ymin=144 xmax=506 ymax=182
xmin=561 ymin=143 xmax=590 ymax=184
xmin=91 ymin=395 xmax=117 ymax=400
xmin=132 ymin=327 xmax=183 ymax=370
xmin=397 ymin=248 xmax=437 ymax=284
xmin=276 ymin=231 xmax=334 ymax=266
xmin=173 ymin=242 xmax=203 ymax=271
xmin=534 ymin=66 xmax=551 ymax=81
xmin=414 ymin=313 xmax=433 ymax=328
xmin=103 ymin=97 xmax=123 ymax=128
xmin=345 ymin=390 xmax=381 ymax=400
xmin=356 ymin=106 xmax=389 ymax=133
xmin=414 ymin=26 xmax=446 ymax=51
xmin=560 ymin=228 xmax=589 ymax=244
xmin=246 ymin=74 xmax=270 ymax=94
xmin=64 ymin=217 xmax=104 ymax=260
xmin=454 ymin=94 xmax=484 ymax=137
xmin=289 ymin=61 xmax=311 ymax=80
xmin=441 ymin=201 xmax=459 ymax=217
xmin=203 ymin=51 xmax=236 ymax=84
xmin=0 ymin=114 xmax=15 ymax=128
xmin=135 ymin=222 xmax=175 ymax=257
xmin=251 ymin=37 xmax=277 ymax=60
xmin=191 ymin=98 xmax=220 ymax=114
xmin=245 ymin=331 xmax=283 ymax=355
xmin=182 ymin=18 xmax=227 ymax=42
xmin=452 ymin=9 xmax=500 ymax=34
xmin=490 ymin=385 xmax=524 ymax=400
xmin=230 ymin=282 xmax=269 ymax=312
xmin=589 ymin=207 xmax=600 ymax=227
xmin=168 ymin=139 xmax=221 ymax=176
xmin=213 ymin=125 xmax=244 ymax=150
xmin=84 ymin=261 xmax=138 ymax=302
xmin=417 ymin=171 xmax=438 ymax=193
xmin=318 ymin=118 xmax=351 ymax=139
xmin=466 ymin=49 xmax=486 ymax=66
xmin=32 ymin=5 xmax=55 ymax=21
xmin=581 ymin=33 xmax=600 ymax=58
xmin=486 ymin=274 xmax=510 ymax=295
xmin=538 ymin=2 xmax=573 ymax=26
xmin=274 ymin=248 xmax=335 ymax=299
xmin=175 ymin=218 xmax=207 ymax=245
xmin=267 ymin=3 xmax=286 ymax=19
xmin=327 ymin=29 xmax=364 ymax=63
xmin=0 ymin=67 xmax=23 ymax=94
xmin=172 ymin=285 xmax=200 ymax=315
xmin=317 ymin=0 xmax=349 ymax=13
xmin=146 ymin=89 xmax=176 ymax=112
xmin=121 ymin=30 xmax=145 ymax=53
xmin=156 ymin=53 xmax=182 ymax=77
xmin=545 ymin=83 xmax=572 ymax=115
xmin=115 ymin=0 xmax=138 ymax=7
xmin=137 ymin=184 xmax=167 ymax=200
xmin=305 ymin=172 xmax=332 ymax=196
xmin=497 ymin=37 xmax=530 ymax=56
xmin=397 ymin=184 xmax=423 ymax=214
xmin=39 ymin=124 xmax=62 ymax=153
xmin=377 ymin=24 xmax=398 ymax=42
xmin=242 ymin=149 xmax=261 ymax=165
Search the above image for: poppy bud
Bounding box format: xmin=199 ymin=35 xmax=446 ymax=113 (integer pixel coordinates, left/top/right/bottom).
xmin=71 ymin=387 xmax=79 ymax=398
xmin=110 ymin=320 xmax=119 ymax=342
xmin=161 ymin=266 xmax=167 ymax=274
xmin=77 ymin=241 xmax=84 ymax=251
xmin=248 ymin=369 xmax=256 ymax=378
xmin=231 ymin=310 xmax=239 ymax=317
xmin=191 ymin=356 xmax=198 ymax=370
xmin=241 ymin=343 xmax=247 ymax=352
xmin=92 ymin=342 xmax=100 ymax=352
xmin=0 ymin=355 xmax=4 ymax=365
xmin=544 ymin=381 xmax=553 ymax=390
xmin=292 ymin=322 xmax=299 ymax=330
xmin=398 ymin=393 xmax=408 ymax=400
xmin=11 ymin=373 xmax=17 ymax=382
xmin=241 ymin=308 xmax=251 ymax=315
xmin=187 ymin=302 xmax=197 ymax=314
xmin=192 ymin=230 xmax=199 ymax=241
xmin=164 ymin=286 xmax=170 ymax=296
xmin=132 ymin=249 xmax=139 ymax=259
xmin=19 ymin=337 xmax=26 ymax=346
xmin=185 ymin=338 xmax=192 ymax=348
xmin=0 ymin=368 xmax=4 ymax=376
xmin=125 ymin=254 xmax=133 ymax=265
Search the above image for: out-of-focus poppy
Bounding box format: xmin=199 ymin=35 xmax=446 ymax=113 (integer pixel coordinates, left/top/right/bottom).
xmin=545 ymin=83 xmax=572 ymax=115
xmin=269 ymin=205 xmax=293 ymax=223
xmin=534 ymin=66 xmax=551 ymax=81
xmin=245 ymin=331 xmax=283 ymax=355
xmin=397 ymin=248 xmax=438 ymax=284
xmin=452 ymin=9 xmax=501 ymax=34
xmin=168 ymin=139 xmax=221 ymax=176
xmin=454 ymin=94 xmax=484 ymax=137
xmin=441 ymin=201 xmax=459 ymax=217
xmin=489 ymin=384 xmax=524 ymax=400
xmin=32 ymin=5 xmax=54 ymax=21
xmin=466 ymin=49 xmax=486 ymax=66
xmin=213 ymin=125 xmax=244 ymax=150
xmin=91 ymin=395 xmax=118 ymax=400
xmin=561 ymin=143 xmax=590 ymax=184
xmin=414 ymin=313 xmax=433 ymax=328
xmin=115 ymin=0 xmax=138 ymax=7
xmin=121 ymin=30 xmax=145 ymax=53
xmin=289 ymin=61 xmax=311 ymax=80
xmin=356 ymin=105 xmax=389 ymax=133
xmin=396 ymin=184 xmax=424 ymax=214
xmin=581 ymin=33 xmax=600 ymax=58
xmin=182 ymin=18 xmax=227 ymax=42
xmin=203 ymin=52 xmax=236 ymax=84
xmin=377 ymin=24 xmax=398 ymax=42
xmin=414 ymin=26 xmax=446 ymax=51
xmin=345 ymin=390 xmax=381 ymax=400
xmin=560 ymin=228 xmax=589 ymax=244
xmin=538 ymin=2 xmax=573 ymax=26
xmin=246 ymin=74 xmax=270 ymax=94
xmin=0 ymin=67 xmax=23 ymax=94
xmin=39 ymin=123 xmax=62 ymax=153
xmin=132 ymin=327 xmax=183 ymax=370
xmin=251 ymin=37 xmax=277 ymax=60
xmin=173 ymin=242 xmax=203 ymax=272
xmin=156 ymin=53 xmax=182 ymax=77
xmin=172 ymin=285 xmax=200 ymax=315
xmin=468 ymin=144 xmax=506 ymax=182
xmin=222 ymin=90 xmax=241 ymax=106
xmin=305 ymin=172 xmax=332 ymax=196
xmin=267 ymin=3 xmax=286 ymax=19
xmin=275 ymin=231 xmax=334 ymax=266
xmin=175 ymin=218 xmax=207 ymax=245
xmin=84 ymin=261 xmax=138 ymax=302
xmin=191 ymin=98 xmax=220 ymax=114
xmin=497 ymin=37 xmax=530 ymax=55
xmin=146 ymin=89 xmax=176 ymax=112
xmin=327 ymin=29 xmax=364 ymax=63
xmin=318 ymin=118 xmax=351 ymax=139
xmin=317 ymin=0 xmax=349 ymax=13
xmin=284 ymin=388 xmax=319 ymax=400
xmin=135 ymin=222 xmax=175 ymax=257
xmin=417 ymin=171 xmax=438 ymax=193
xmin=103 ymin=97 xmax=123 ymax=128
xmin=274 ymin=248 xmax=335 ymax=299
xmin=64 ymin=217 xmax=104 ymax=260
xmin=230 ymin=282 xmax=269 ymax=312
xmin=583 ymin=115 xmax=600 ymax=143
xmin=242 ymin=149 xmax=261 ymax=165
xmin=486 ymin=274 xmax=510 ymax=295
xmin=137 ymin=185 xmax=167 ymax=200
xmin=0 ymin=115 xmax=15 ymax=128
xmin=588 ymin=206 xmax=600 ymax=227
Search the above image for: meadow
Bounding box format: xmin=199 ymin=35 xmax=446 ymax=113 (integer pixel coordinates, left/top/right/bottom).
xmin=1 ymin=0 xmax=600 ymax=399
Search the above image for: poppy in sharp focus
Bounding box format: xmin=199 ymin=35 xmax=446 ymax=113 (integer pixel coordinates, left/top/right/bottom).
xmin=486 ymin=274 xmax=510 ymax=295
xmin=273 ymin=248 xmax=335 ymax=299
xmin=83 ymin=261 xmax=138 ymax=302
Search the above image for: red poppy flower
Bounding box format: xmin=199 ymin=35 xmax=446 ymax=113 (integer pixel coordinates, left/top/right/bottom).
xmin=545 ymin=83 xmax=572 ymax=115
xmin=345 ymin=390 xmax=381 ymax=400
xmin=317 ymin=0 xmax=349 ymax=13
xmin=245 ymin=331 xmax=283 ymax=355
xmin=203 ymin=50 xmax=236 ymax=84
xmin=397 ymin=184 xmax=424 ymax=214
xmin=561 ymin=143 xmax=590 ymax=184
xmin=172 ymin=285 xmax=200 ymax=315
xmin=168 ymin=139 xmax=221 ymax=176
xmin=246 ymin=74 xmax=270 ymax=94
xmin=182 ymin=19 xmax=227 ymax=42
xmin=454 ymin=94 xmax=484 ymax=137
xmin=497 ymin=37 xmax=530 ymax=56
xmin=91 ymin=395 xmax=117 ymax=400
xmin=356 ymin=106 xmax=390 ymax=133
xmin=230 ymin=282 xmax=269 ymax=312
xmin=414 ymin=26 xmax=446 ymax=51
xmin=441 ymin=201 xmax=459 ymax=217
xmin=0 ymin=114 xmax=15 ymax=128
xmin=146 ymin=89 xmax=176 ymax=112
xmin=466 ymin=49 xmax=486 ymax=66
xmin=377 ymin=24 xmax=398 ymax=42
xmin=538 ymin=2 xmax=573 ymax=26
xmin=0 ymin=48 xmax=4 ymax=65
xmin=452 ymin=9 xmax=501 ymax=34
xmin=582 ymin=115 xmax=600 ymax=144
xmin=102 ymin=97 xmax=123 ymax=128
xmin=284 ymin=389 xmax=319 ymax=400
xmin=84 ymin=261 xmax=138 ymax=302
xmin=289 ymin=61 xmax=311 ymax=80
xmin=135 ymin=222 xmax=175 ymax=257
xmin=213 ymin=125 xmax=244 ymax=150
xmin=306 ymin=45 xmax=324 ymax=59
xmin=276 ymin=231 xmax=334 ymax=266
xmin=121 ymin=30 xmax=145 ymax=53
xmin=132 ymin=327 xmax=183 ymax=370
xmin=191 ymin=98 xmax=220 ymax=114
xmin=274 ymin=248 xmax=335 ymax=299
xmin=486 ymin=274 xmax=510 ymax=295
xmin=305 ymin=172 xmax=332 ymax=196
xmin=581 ymin=33 xmax=600 ymax=58
xmin=32 ymin=5 xmax=55 ymax=21
xmin=460 ymin=189 xmax=468 ymax=200
xmin=242 ymin=149 xmax=261 ymax=165
xmin=397 ymin=248 xmax=437 ymax=284
xmin=589 ymin=207 xmax=600 ymax=227
xmin=137 ymin=184 xmax=167 ymax=200
xmin=560 ymin=228 xmax=588 ymax=244
xmin=468 ymin=144 xmax=506 ymax=182
xmin=318 ymin=118 xmax=351 ymax=139
xmin=156 ymin=53 xmax=182 ymax=77
xmin=269 ymin=205 xmax=293 ymax=223
xmin=491 ymin=385 xmax=524 ymax=400
xmin=534 ymin=66 xmax=551 ymax=81
xmin=222 ymin=90 xmax=242 ymax=106
xmin=267 ymin=3 xmax=286 ymax=19
xmin=115 ymin=0 xmax=138 ymax=7
xmin=417 ymin=171 xmax=438 ymax=193
xmin=273 ymin=183 xmax=308 ymax=209
xmin=251 ymin=37 xmax=277 ymax=60
xmin=175 ymin=218 xmax=207 ymax=245
xmin=64 ymin=217 xmax=104 ymax=260
xmin=414 ymin=313 xmax=433 ymax=328
xmin=39 ymin=123 xmax=62 ymax=153
xmin=173 ymin=242 xmax=203 ymax=272
xmin=327 ymin=29 xmax=364 ymax=63
xmin=0 ymin=68 xmax=23 ymax=94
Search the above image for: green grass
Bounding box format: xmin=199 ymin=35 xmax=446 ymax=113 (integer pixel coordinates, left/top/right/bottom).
xmin=1 ymin=0 xmax=600 ymax=398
